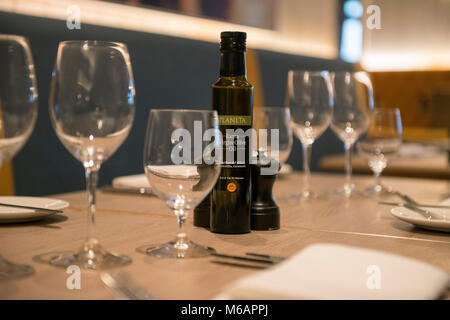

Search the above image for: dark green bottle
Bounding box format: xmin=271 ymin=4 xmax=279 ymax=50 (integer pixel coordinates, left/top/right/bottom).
xmin=193 ymin=196 xmax=211 ymax=228
xmin=210 ymin=31 xmax=253 ymax=234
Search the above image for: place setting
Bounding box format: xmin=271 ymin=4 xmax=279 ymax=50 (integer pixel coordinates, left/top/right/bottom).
xmin=0 ymin=196 xmax=69 ymax=224
xmin=387 ymin=198 xmax=450 ymax=233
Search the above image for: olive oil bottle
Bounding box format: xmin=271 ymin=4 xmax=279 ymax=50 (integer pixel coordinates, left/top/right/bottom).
xmin=210 ymin=31 xmax=253 ymax=234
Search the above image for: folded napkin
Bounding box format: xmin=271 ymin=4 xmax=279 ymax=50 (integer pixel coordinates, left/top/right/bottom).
xmin=112 ymin=174 xmax=150 ymax=189
xmin=218 ymin=244 xmax=449 ymax=300
xmin=146 ymin=165 xmax=200 ymax=179
xmin=397 ymin=143 xmax=441 ymax=158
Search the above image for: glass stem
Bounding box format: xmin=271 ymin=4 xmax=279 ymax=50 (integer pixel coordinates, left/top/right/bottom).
xmin=374 ymin=170 xmax=381 ymax=188
xmin=85 ymin=167 xmax=99 ymax=243
xmin=302 ymin=143 xmax=312 ymax=195
xmin=175 ymin=209 xmax=188 ymax=250
xmin=344 ymin=143 xmax=353 ymax=191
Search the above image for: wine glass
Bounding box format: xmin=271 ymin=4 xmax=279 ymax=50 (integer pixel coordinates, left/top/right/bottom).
xmin=253 ymin=106 xmax=293 ymax=167
xmin=359 ymin=108 xmax=402 ymax=196
xmin=48 ymin=40 xmax=135 ymax=269
xmin=286 ymin=71 xmax=333 ymax=200
xmin=142 ymin=109 xmax=221 ymax=259
xmin=0 ymin=35 xmax=38 ymax=279
xmin=330 ymin=71 xmax=374 ymax=197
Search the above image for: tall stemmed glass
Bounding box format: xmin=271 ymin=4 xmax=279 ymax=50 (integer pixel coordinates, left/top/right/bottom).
xmin=0 ymin=35 xmax=37 ymax=279
xmin=359 ymin=108 xmax=402 ymax=196
xmin=142 ymin=109 xmax=221 ymax=259
xmin=330 ymin=71 xmax=374 ymax=197
xmin=48 ymin=41 xmax=135 ymax=269
xmin=286 ymin=71 xmax=333 ymax=200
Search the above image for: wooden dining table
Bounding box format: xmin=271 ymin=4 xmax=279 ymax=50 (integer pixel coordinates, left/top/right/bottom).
xmin=1 ymin=172 xmax=449 ymax=299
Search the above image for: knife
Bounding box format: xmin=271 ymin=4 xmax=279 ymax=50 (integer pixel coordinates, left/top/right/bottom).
xmin=245 ymin=252 xmax=287 ymax=263
xmin=211 ymin=252 xmax=277 ymax=265
xmin=393 ymin=191 xmax=420 ymax=205
xmin=211 ymin=259 xmax=270 ymax=269
xmin=0 ymin=202 xmax=63 ymax=213
xmin=378 ymin=201 xmax=450 ymax=209
xmin=101 ymin=270 xmax=153 ymax=300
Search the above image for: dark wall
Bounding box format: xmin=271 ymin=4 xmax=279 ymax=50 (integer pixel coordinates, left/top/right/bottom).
xmin=0 ymin=12 xmax=351 ymax=196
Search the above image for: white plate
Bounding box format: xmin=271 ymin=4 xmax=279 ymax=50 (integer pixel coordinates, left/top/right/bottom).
xmin=0 ymin=196 xmax=69 ymax=223
xmin=390 ymin=199 xmax=450 ymax=232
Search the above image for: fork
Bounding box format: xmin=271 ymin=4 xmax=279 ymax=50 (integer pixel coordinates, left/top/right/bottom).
xmin=245 ymin=252 xmax=287 ymax=263
xmin=210 ymin=252 xmax=287 ymax=269
xmin=393 ymin=191 xmax=420 ymax=205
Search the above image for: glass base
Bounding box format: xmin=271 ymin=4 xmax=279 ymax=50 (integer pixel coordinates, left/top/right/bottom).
xmin=362 ymin=183 xmax=393 ymax=197
xmin=278 ymin=189 xmax=317 ymax=202
xmin=327 ymin=184 xmax=362 ymax=198
xmin=48 ymin=239 xmax=131 ymax=270
xmin=145 ymin=239 xmax=215 ymax=259
xmin=0 ymin=255 xmax=34 ymax=281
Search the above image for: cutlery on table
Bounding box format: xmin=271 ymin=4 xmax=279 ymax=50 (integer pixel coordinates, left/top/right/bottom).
xmin=245 ymin=252 xmax=287 ymax=263
xmin=0 ymin=202 xmax=64 ymax=214
xmin=101 ymin=270 xmax=153 ymax=300
xmin=393 ymin=191 xmax=420 ymax=205
xmin=100 ymin=186 xmax=153 ymax=196
xmin=210 ymin=252 xmax=287 ymax=269
xmin=211 ymin=252 xmax=278 ymax=265
xmin=211 ymin=260 xmax=270 ymax=270
xmin=378 ymin=201 xmax=450 ymax=209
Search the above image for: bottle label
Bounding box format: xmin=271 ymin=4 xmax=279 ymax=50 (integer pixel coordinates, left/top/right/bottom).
xmin=217 ymin=115 xmax=252 ymax=168
xmin=216 ymin=116 xmax=251 ymax=199
xmin=218 ymin=115 xmax=252 ymax=126
xmin=226 ymin=182 xmax=237 ymax=192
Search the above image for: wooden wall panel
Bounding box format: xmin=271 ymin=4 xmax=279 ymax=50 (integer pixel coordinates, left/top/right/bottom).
xmin=370 ymin=71 xmax=450 ymax=128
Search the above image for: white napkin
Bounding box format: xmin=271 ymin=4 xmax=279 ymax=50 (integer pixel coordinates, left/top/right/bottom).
xmin=146 ymin=165 xmax=200 ymax=179
xmin=218 ymin=244 xmax=449 ymax=300
xmin=112 ymin=166 xmax=200 ymax=190
xmin=112 ymin=174 xmax=150 ymax=189
xmin=397 ymin=143 xmax=441 ymax=158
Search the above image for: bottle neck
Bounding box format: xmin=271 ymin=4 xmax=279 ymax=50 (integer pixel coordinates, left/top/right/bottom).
xmin=220 ymin=51 xmax=246 ymax=77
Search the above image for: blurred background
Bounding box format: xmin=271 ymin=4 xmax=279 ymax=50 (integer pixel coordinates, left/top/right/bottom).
xmin=0 ymin=0 xmax=449 ymax=196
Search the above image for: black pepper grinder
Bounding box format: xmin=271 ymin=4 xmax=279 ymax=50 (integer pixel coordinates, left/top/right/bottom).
xmin=250 ymin=158 xmax=280 ymax=230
